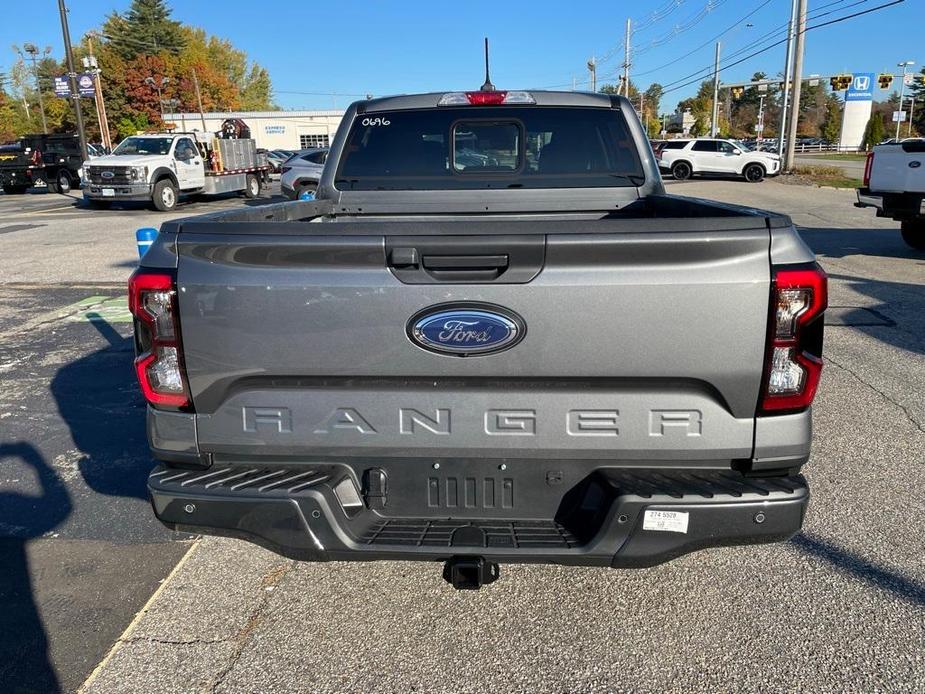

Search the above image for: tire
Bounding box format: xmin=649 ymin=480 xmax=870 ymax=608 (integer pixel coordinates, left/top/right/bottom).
xmin=743 ymin=163 xmax=765 ymax=183
xmin=152 ymin=178 xmax=178 ymax=211
xmin=671 ymin=161 xmax=692 ymax=181
xmin=56 ymin=170 xmax=72 ymax=194
xmin=901 ymin=221 xmax=925 ymax=251
xmin=295 ymin=182 xmax=317 ymax=199
xmin=243 ymin=173 xmax=260 ymax=198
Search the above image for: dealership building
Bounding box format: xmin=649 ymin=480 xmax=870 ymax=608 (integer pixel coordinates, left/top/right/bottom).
xmin=162 ymin=110 xmax=345 ymax=150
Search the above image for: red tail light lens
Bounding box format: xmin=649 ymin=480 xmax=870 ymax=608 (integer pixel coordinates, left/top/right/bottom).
xmin=863 ymin=151 xmax=874 ymax=187
xmin=465 ymin=91 xmax=508 ymax=105
xmin=128 ymin=270 xmax=191 ymax=409
xmin=760 ymin=265 xmax=827 ymax=414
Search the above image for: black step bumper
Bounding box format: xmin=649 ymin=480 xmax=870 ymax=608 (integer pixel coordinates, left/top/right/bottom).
xmin=149 ymin=463 xmax=808 ymax=568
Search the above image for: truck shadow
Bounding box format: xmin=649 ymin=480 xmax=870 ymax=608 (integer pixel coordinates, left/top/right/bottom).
xmin=0 ymin=442 xmax=71 ymax=694
xmin=799 ymin=226 xmax=925 ymax=262
xmin=49 ymin=319 xmax=149 ymax=501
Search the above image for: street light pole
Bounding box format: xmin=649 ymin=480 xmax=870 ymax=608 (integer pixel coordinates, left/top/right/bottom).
xmin=145 ymin=76 xmax=169 ymax=124
xmin=22 ymin=43 xmax=49 ymax=134
xmin=896 ymin=61 xmax=915 ymax=140
xmin=57 ymin=0 xmax=88 ymax=162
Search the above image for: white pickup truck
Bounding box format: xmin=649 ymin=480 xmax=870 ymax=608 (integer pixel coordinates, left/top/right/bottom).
xmin=83 ymin=133 xmax=269 ymax=211
xmin=856 ymin=139 xmax=925 ymax=250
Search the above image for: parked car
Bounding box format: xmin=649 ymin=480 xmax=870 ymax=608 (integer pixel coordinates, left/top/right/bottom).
xmin=280 ymin=148 xmax=328 ymax=199
xmin=0 ymin=133 xmax=84 ymax=194
xmin=656 ymin=137 xmax=781 ymax=182
xmin=135 ymin=89 xmax=825 ymax=590
xmin=856 ymin=138 xmax=925 ymax=249
xmin=260 ymin=149 xmax=290 ymax=173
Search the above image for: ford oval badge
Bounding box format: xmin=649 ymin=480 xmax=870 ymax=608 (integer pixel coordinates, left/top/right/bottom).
xmin=408 ymin=304 xmax=525 ymax=356
xmin=101 ymin=170 xmax=114 ymax=179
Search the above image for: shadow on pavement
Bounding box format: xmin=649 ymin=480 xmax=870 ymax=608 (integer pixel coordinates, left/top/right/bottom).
xmin=0 ymin=442 xmax=71 ymax=694
xmin=799 ymin=226 xmax=925 ymax=261
xmin=50 ymin=319 xmax=149 ymax=501
xmin=792 ymin=532 xmax=925 ymax=608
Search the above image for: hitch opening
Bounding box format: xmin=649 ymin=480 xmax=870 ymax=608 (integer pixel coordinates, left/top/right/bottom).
xmin=443 ymin=556 xmax=499 ymax=590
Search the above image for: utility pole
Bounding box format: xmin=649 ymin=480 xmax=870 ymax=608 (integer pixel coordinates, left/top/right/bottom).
xmin=784 ymin=0 xmax=807 ymax=172
xmin=622 ymin=18 xmax=631 ymax=97
xmin=587 ymin=57 xmax=596 ymax=92
xmin=57 ymin=0 xmax=88 ymax=161
xmin=757 ymin=94 xmax=766 ymax=145
xmin=145 ymin=75 xmax=169 ymax=123
xmin=86 ymin=35 xmax=111 ymax=150
xmin=896 ymin=61 xmax=915 ymax=140
xmin=22 ymin=44 xmax=49 ymax=134
xmin=710 ymin=42 xmax=721 ymax=137
xmin=191 ymin=68 xmax=207 ymax=132
xmin=778 ymin=0 xmax=798 ymax=158
xmin=910 ymin=96 xmax=917 ymax=138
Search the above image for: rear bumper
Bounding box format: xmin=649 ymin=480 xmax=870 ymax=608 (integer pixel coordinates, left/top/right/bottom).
xmin=856 ymin=188 xmax=925 ymax=220
xmin=149 ymin=463 xmax=808 ymax=568
xmin=855 ymin=188 xmax=883 ymax=210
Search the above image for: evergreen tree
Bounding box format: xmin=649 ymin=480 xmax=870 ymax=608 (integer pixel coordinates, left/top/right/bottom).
xmin=821 ymin=95 xmax=842 ymax=144
xmin=103 ymin=0 xmax=185 ymax=59
xmin=862 ymin=112 xmax=885 ymax=150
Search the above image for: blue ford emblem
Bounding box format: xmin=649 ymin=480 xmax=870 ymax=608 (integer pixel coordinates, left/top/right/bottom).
xmin=408 ymin=304 xmax=525 ymax=356
xmin=101 ymin=170 xmax=114 ymax=178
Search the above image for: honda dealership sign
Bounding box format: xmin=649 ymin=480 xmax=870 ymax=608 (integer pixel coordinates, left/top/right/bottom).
xmin=840 ymin=73 xmax=875 ymax=150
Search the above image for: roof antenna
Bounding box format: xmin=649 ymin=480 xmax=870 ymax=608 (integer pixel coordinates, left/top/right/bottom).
xmin=480 ymin=37 xmax=496 ymax=92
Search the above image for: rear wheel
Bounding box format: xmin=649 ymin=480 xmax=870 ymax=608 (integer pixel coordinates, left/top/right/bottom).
xmin=152 ymin=178 xmax=178 ymax=211
xmin=901 ymin=221 xmax=925 ymax=251
xmin=671 ymin=161 xmax=692 ymax=181
xmin=243 ymin=173 xmax=260 ymax=198
xmin=743 ymin=163 xmax=765 ymax=183
xmin=56 ymin=170 xmax=72 ymax=194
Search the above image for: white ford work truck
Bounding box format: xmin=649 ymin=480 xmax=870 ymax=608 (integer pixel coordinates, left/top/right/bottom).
xmin=83 ymin=133 xmax=269 ymax=211
xmin=856 ymin=139 xmax=925 ymax=250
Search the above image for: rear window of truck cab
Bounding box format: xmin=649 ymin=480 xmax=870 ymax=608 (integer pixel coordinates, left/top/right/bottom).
xmin=335 ymin=106 xmax=645 ymax=190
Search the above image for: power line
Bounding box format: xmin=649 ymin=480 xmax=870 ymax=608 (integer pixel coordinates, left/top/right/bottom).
xmin=660 ymin=0 xmax=906 ymax=96
xmin=633 ymin=0 xmax=775 ymax=78
xmin=657 ymin=0 xmax=876 ymax=91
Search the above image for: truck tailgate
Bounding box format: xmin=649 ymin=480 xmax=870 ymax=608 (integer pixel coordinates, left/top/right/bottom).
xmin=870 ymin=142 xmax=925 ymax=193
xmin=176 ymin=223 xmax=771 ymax=464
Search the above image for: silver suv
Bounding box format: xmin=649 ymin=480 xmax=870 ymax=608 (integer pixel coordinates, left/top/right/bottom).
xmin=280 ymin=148 xmax=328 ymax=199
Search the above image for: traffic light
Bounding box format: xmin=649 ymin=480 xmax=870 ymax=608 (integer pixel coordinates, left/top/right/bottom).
xmin=878 ymin=73 xmax=893 ymax=89
xmin=830 ymin=74 xmax=852 ymax=90
xmin=731 ymin=87 xmax=744 ymax=99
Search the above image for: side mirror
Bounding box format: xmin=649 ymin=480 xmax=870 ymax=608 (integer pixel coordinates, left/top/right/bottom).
xmin=732 ymin=148 xmax=742 ymax=155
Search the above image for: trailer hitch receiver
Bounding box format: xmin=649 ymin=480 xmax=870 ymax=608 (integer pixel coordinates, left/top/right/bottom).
xmin=443 ymin=556 xmax=500 ymax=590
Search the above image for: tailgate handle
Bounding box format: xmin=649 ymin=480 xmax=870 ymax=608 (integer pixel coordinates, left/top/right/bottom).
xmin=422 ymin=254 xmax=509 ymax=281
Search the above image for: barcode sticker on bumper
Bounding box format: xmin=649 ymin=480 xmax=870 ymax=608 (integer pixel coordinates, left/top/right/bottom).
xmin=643 ymin=510 xmax=689 ymax=534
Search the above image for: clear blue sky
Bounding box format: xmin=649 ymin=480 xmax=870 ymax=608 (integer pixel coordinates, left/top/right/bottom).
xmin=1 ymin=0 xmax=920 ymax=112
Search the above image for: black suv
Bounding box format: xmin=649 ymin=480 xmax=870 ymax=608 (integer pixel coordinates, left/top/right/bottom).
xmin=0 ymin=134 xmax=85 ymax=194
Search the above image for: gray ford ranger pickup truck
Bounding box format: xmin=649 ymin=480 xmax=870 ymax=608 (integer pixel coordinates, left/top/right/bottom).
xmin=132 ymin=90 xmax=826 ymax=589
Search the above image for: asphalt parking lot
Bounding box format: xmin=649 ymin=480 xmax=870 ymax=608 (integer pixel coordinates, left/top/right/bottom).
xmin=1 ymin=178 xmax=924 ymax=693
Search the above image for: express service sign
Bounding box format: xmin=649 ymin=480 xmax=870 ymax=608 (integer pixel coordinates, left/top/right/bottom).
xmin=845 ymin=73 xmax=875 ymax=102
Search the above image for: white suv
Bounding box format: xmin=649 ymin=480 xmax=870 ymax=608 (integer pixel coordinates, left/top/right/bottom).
xmin=656 ymin=138 xmax=781 ymax=182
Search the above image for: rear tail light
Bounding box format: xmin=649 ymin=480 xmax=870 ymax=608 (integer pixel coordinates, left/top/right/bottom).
xmin=437 ymin=91 xmax=536 ymax=106
xmin=128 ymin=270 xmax=191 ymax=409
xmin=31 ymin=150 xmax=43 ymax=166
xmin=863 ymin=151 xmax=874 ymax=187
xmin=760 ymin=265 xmax=827 ymax=414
